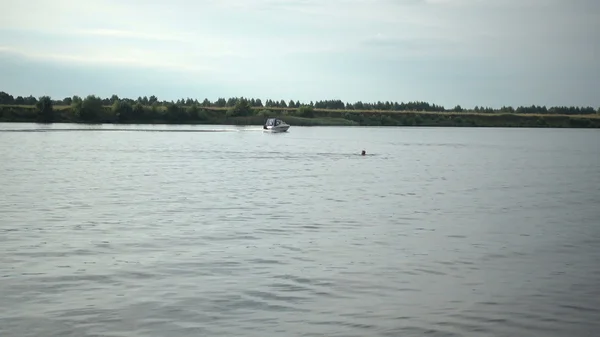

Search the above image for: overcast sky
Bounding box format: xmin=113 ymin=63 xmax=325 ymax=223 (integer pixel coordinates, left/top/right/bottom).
xmin=1 ymin=0 xmax=599 ymax=108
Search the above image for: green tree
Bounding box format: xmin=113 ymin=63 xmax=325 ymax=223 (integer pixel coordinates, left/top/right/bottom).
xmin=71 ymin=96 xmax=83 ymax=119
xmin=111 ymin=100 xmax=121 ymax=115
xmin=226 ymin=97 xmax=237 ymax=107
xmin=227 ymin=98 xmax=253 ymax=117
xmin=78 ymin=95 xmax=103 ymax=121
xmin=188 ymin=104 xmax=200 ymax=120
xmin=165 ymin=103 xmax=189 ymax=122
xmin=112 ymin=100 xmax=133 ymax=122
xmin=23 ymin=95 xmax=38 ymax=105
xmin=132 ymin=103 xmax=146 ymax=120
xmin=36 ymin=96 xmax=54 ymax=123
xmin=297 ymin=105 xmax=314 ymax=118
xmin=0 ymin=91 xmax=14 ymax=104
xmin=215 ymin=98 xmax=226 ymax=107
xmin=165 ymin=103 xmax=179 ymax=121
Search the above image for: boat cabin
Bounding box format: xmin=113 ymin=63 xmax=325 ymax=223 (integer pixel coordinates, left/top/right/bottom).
xmin=264 ymin=118 xmax=285 ymax=128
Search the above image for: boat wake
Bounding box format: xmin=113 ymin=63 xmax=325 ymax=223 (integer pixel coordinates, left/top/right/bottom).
xmin=236 ymin=127 xmax=265 ymax=132
xmin=0 ymin=128 xmax=242 ymax=133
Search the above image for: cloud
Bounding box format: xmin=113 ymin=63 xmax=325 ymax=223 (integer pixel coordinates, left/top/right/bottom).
xmin=0 ymin=45 xmax=220 ymax=74
xmin=360 ymin=33 xmax=464 ymax=57
xmin=1 ymin=0 xmax=599 ymax=107
xmin=72 ymin=29 xmax=191 ymax=43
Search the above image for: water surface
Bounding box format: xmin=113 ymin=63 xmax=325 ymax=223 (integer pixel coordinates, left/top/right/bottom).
xmin=1 ymin=123 xmax=599 ymax=337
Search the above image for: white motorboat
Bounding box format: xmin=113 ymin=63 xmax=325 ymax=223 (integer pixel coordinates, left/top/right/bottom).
xmin=263 ymin=118 xmax=290 ymax=132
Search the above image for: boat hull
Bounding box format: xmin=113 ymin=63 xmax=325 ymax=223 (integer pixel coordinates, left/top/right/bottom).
xmin=263 ymin=125 xmax=290 ymax=133
xmin=263 ymin=118 xmax=290 ymax=132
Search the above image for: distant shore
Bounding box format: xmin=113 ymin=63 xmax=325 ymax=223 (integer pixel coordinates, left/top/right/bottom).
xmin=1 ymin=91 xmax=599 ymax=128
xmin=1 ymin=104 xmax=599 ymax=128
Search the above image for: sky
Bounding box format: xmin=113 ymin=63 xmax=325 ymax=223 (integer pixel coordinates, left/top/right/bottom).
xmin=1 ymin=0 xmax=599 ymax=108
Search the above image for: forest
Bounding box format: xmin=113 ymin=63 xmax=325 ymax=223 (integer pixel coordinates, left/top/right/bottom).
xmin=1 ymin=91 xmax=598 ymax=128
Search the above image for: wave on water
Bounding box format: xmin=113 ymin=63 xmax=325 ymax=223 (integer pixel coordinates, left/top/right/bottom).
xmin=0 ymin=128 xmax=243 ymax=133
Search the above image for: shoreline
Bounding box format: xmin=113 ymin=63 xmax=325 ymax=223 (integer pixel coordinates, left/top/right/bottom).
xmin=1 ymin=104 xmax=599 ymax=128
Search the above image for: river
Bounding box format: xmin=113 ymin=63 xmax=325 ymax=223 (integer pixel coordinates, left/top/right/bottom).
xmin=1 ymin=123 xmax=599 ymax=337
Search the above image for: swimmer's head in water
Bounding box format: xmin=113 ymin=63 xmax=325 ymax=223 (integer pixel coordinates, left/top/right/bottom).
xmin=361 ymin=150 xmax=366 ymax=156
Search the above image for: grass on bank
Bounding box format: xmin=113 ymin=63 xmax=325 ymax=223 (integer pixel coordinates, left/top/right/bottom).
xmin=1 ymin=103 xmax=599 ymax=128
xmin=1 ymin=104 xmax=599 ymax=119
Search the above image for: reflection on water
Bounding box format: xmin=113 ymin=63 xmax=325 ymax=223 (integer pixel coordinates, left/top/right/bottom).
xmin=1 ymin=123 xmax=599 ymax=337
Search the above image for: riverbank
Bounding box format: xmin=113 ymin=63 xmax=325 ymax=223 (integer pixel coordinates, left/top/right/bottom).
xmin=1 ymin=104 xmax=599 ymax=128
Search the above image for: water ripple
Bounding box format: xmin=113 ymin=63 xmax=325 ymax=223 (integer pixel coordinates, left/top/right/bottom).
xmin=1 ymin=124 xmax=599 ymax=337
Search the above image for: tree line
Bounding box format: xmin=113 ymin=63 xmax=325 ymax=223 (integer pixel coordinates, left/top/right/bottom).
xmin=1 ymin=91 xmax=598 ymax=115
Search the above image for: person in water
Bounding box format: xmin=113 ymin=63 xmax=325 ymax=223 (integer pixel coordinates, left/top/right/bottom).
xmin=361 ymin=150 xmax=366 ymax=156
